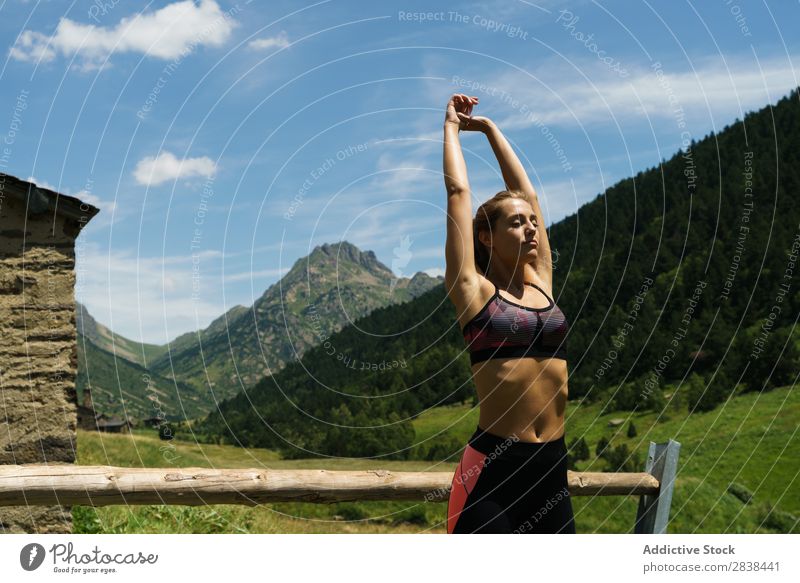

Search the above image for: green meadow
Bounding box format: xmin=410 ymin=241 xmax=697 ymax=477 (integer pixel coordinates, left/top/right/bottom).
xmin=73 ymin=384 xmax=798 ymax=534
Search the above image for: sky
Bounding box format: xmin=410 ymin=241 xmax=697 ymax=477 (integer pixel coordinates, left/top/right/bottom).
xmin=0 ymin=0 xmax=797 ymax=344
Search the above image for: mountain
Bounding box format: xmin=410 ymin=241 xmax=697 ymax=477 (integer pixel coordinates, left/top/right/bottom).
xmin=76 ymin=301 xmax=168 ymax=367
xmin=75 ymin=302 xmax=210 ymax=421
xmin=156 ymin=304 xmax=251 ymax=361
xmin=75 ymin=335 xmax=208 ymax=422
xmin=192 ymin=87 xmax=800 ymax=458
xmin=147 ymin=241 xmax=442 ymax=399
xmin=75 ymin=241 xmax=443 ymax=420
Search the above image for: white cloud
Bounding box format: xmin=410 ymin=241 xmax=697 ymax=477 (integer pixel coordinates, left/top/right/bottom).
xmin=483 ymin=53 xmax=799 ymax=129
xmin=247 ymin=31 xmax=290 ymax=51
xmin=10 ymin=30 xmax=57 ymax=62
xmin=134 ymin=151 xmax=216 ymax=186
xmin=9 ymin=0 xmax=238 ymax=67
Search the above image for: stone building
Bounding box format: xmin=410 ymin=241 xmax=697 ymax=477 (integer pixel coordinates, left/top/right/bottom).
xmin=77 ymin=386 xmax=133 ymax=433
xmin=0 ymin=173 xmax=99 ymax=533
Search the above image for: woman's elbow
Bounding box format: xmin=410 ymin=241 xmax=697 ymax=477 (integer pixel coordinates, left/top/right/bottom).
xmin=446 ymin=183 xmax=470 ymax=197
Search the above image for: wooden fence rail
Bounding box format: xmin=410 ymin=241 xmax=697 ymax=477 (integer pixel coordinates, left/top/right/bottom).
xmin=0 ymin=439 xmax=681 ymax=533
xmin=0 ymin=465 xmax=657 ymax=506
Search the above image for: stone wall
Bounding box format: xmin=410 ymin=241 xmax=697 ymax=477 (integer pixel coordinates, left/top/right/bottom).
xmin=0 ymin=192 xmax=83 ymax=533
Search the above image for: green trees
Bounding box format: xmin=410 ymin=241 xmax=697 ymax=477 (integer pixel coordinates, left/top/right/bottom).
xmin=596 ymin=436 xmax=610 ymax=458
xmin=603 ymin=443 xmax=640 ymax=473
xmin=423 ymin=435 xmax=465 ymax=461
xmin=567 ymin=437 xmax=590 ymax=470
xmin=607 ymin=378 xmax=666 ymax=412
xmin=686 ymin=371 xmax=733 ymax=413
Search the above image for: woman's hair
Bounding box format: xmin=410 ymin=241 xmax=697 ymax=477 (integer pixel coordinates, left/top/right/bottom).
xmin=473 ymin=189 xmax=531 ymax=275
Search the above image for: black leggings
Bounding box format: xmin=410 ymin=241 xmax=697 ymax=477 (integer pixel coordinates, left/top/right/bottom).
xmin=447 ymin=425 xmax=576 ymax=534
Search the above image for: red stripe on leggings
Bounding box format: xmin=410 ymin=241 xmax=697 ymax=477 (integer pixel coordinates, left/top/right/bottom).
xmin=447 ymin=444 xmax=486 ymax=534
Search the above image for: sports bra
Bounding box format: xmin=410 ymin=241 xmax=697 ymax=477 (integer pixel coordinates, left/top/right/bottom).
xmin=461 ymin=281 xmax=569 ymax=365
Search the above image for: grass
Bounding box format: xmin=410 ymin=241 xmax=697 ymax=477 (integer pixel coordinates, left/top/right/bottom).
xmin=74 ymin=428 xmax=446 ymax=534
xmin=73 ymin=384 xmax=799 ymax=534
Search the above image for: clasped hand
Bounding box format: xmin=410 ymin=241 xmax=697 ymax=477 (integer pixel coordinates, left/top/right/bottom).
xmin=445 ymin=93 xmax=492 ymax=133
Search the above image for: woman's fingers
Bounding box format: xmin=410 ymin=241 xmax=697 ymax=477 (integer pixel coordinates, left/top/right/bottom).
xmin=457 ymin=94 xmax=477 ymax=111
xmin=449 ymin=93 xmax=478 ymax=116
xmin=463 ymin=94 xmax=477 ymax=115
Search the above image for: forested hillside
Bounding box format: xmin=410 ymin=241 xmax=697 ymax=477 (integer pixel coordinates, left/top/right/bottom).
xmin=552 ymin=87 xmax=800 ymax=405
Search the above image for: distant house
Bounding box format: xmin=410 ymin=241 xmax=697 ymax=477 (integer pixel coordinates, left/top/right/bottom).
xmin=77 ymin=386 xmax=132 ymax=433
xmin=96 ymin=416 xmax=133 ymax=433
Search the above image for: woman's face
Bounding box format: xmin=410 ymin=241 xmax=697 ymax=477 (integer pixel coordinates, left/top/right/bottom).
xmin=480 ymin=198 xmax=538 ymax=267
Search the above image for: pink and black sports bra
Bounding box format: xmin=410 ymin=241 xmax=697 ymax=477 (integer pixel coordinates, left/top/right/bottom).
xmin=461 ymin=281 xmax=569 ymax=365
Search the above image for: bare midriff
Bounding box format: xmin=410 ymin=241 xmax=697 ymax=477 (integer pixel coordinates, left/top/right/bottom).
xmin=471 ymin=355 xmax=568 ymax=443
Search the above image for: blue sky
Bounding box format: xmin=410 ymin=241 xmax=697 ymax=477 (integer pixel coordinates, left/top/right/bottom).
xmin=1 ymin=0 xmax=797 ymax=344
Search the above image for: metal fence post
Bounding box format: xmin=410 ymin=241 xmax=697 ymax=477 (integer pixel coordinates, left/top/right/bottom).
xmin=634 ymin=439 xmax=681 ymax=534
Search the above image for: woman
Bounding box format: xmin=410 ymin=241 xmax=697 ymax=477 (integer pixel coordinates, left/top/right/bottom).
xmin=443 ymin=93 xmax=575 ymax=534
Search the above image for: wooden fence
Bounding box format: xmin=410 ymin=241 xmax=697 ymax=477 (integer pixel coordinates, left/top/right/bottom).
xmin=0 ymin=439 xmax=680 ymax=533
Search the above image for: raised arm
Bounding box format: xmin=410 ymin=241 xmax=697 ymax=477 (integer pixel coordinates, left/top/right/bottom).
xmin=484 ymin=121 xmax=554 ymax=287
xmin=443 ymin=94 xmax=481 ymax=297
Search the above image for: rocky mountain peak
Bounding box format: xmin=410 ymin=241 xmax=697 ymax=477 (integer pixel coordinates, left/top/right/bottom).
xmin=310 ymin=240 xmax=390 ymax=275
